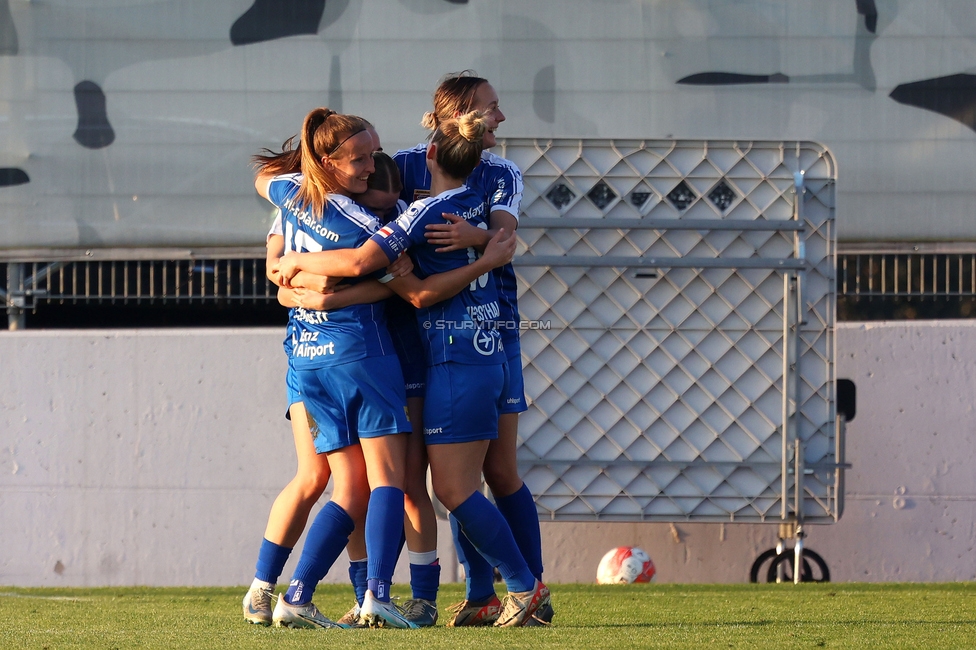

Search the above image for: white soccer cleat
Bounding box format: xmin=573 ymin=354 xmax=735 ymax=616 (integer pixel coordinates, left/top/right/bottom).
xmin=494 ymin=580 xmax=550 ymax=628
xmin=242 ymin=581 xmax=274 ymax=626
xmin=271 ymin=596 xmax=342 ymax=629
xmin=359 ymin=589 xmax=418 ymax=629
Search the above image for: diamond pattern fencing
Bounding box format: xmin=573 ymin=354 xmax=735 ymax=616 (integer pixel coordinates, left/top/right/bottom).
xmin=499 ymin=139 xmax=838 ymax=524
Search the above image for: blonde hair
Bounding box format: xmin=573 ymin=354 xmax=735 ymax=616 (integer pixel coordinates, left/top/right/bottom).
xmin=293 ymin=108 xmax=368 ymax=216
xmin=430 ymin=110 xmax=488 ymax=180
xmin=251 ymin=134 xmax=302 ymax=176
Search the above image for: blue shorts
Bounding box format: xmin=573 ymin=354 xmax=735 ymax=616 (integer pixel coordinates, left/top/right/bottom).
xmin=298 ymin=355 xmax=410 ymax=454
xmin=401 ymin=359 xmax=427 ymax=399
xmin=499 ymin=341 xmax=527 ymax=414
xmin=386 ymin=296 xmax=426 ymax=398
xmin=423 ymin=361 xmax=507 ymax=445
xmin=284 ymin=365 xmax=302 ymax=419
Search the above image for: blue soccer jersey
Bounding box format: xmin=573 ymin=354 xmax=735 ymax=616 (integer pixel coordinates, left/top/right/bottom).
xmin=370 ymin=185 xmax=505 ymax=367
xmin=373 ymin=200 xmax=427 ymax=397
xmin=268 ymin=174 xmax=396 ymax=370
xmin=394 ymin=145 xmax=523 ymax=344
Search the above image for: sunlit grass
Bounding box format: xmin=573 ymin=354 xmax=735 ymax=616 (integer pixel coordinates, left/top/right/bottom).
xmin=1 ymin=582 xmax=974 ymax=649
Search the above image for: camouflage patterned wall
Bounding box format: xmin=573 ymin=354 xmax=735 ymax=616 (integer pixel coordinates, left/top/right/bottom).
xmin=2 ymin=0 xmax=976 ymax=249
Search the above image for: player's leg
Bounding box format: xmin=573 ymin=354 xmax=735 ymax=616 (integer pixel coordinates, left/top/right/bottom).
xmin=447 ymin=513 xmax=501 ymax=626
xmin=401 ymin=394 xmax=440 ymax=626
xmin=243 ymin=397 xmax=331 ymax=626
xmin=484 ymin=353 xmax=551 ymax=626
xmin=273 ymin=367 xmax=370 ymax=629
xmin=428 ymin=439 xmax=546 ymax=627
xmin=351 ymin=354 xmax=416 ymax=628
xmin=426 ymin=361 xmax=548 ymax=627
xmin=274 ymin=442 xmax=369 ymax=628
xmin=358 ymin=432 xmax=416 ymax=628
xmin=337 ymin=520 xmax=368 ymax=627
xmin=264 ymin=402 xmax=332 ymax=547
xmin=484 ymin=413 xmax=543 ymax=580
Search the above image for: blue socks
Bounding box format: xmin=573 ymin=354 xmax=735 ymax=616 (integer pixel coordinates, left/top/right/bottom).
xmin=365 ymin=486 xmax=405 ymax=603
xmin=254 ymin=538 xmax=293 ymax=584
xmin=284 ymin=501 xmax=354 ymax=605
xmin=348 ymin=559 xmax=368 ymax=606
xmin=496 ymin=483 xmax=544 ymax=581
xmin=408 ymin=554 xmax=441 ymax=602
xmin=451 ymin=513 xmax=496 ymax=602
xmin=451 ymin=483 xmax=544 ymax=600
xmin=452 ymin=492 xmax=536 ymax=594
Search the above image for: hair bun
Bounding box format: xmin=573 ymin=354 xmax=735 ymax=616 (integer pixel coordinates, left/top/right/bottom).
xmin=457 ymin=110 xmax=487 ymax=142
xmin=420 ymin=111 xmax=438 ymax=130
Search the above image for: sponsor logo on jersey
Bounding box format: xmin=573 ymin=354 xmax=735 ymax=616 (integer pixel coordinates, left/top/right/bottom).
xmin=283 ymin=198 xmax=341 ymax=242
xmin=293 ymin=341 xmax=336 ymax=359
xmin=473 ymin=328 xmax=498 ymax=356
xmin=467 ymin=300 xmax=500 ymax=324
xmin=294 ymin=307 xmax=329 ymax=324
xmin=412 ymin=189 xmax=431 ymax=202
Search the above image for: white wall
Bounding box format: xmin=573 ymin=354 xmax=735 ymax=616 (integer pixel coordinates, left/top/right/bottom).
xmin=1 ymin=322 xmax=975 ymax=586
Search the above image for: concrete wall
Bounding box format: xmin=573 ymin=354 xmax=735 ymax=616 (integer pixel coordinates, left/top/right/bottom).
xmin=2 ymin=322 xmax=975 ymax=586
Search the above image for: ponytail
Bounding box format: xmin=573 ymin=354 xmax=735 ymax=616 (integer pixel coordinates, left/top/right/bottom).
xmin=293 ymin=108 xmax=367 ymax=217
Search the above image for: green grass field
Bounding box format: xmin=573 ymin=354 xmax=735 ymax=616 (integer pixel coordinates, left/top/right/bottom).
xmin=2 ymin=582 xmax=974 ymax=649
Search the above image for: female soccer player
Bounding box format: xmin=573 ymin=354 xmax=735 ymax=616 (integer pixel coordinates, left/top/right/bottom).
xmin=253 ymin=109 xmax=420 ymax=629
xmin=393 ymin=71 xmax=549 ymax=626
xmin=241 ymin=126 xmax=388 ymax=628
xmin=275 ymin=110 xmax=549 ymax=627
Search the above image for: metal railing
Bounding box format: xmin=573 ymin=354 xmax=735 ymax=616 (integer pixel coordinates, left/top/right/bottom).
xmin=3 ymin=248 xmax=276 ymax=329
xmin=6 ymin=244 xmax=976 ymax=329
xmin=838 ymin=251 xmax=976 ymax=299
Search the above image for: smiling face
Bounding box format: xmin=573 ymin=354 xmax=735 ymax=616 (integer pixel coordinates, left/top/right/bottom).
xmin=469 ymin=82 xmax=505 ymax=149
xmin=324 ymin=130 xmax=376 ymax=195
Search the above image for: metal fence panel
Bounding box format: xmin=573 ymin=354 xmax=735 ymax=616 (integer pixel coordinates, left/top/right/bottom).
xmin=504 ymin=139 xmax=838 ymax=523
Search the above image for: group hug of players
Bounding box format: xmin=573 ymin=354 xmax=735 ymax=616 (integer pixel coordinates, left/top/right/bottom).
xmin=241 ymin=71 xmax=552 ymax=629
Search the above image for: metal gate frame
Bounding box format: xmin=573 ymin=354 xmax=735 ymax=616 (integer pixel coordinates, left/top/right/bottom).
xmin=501 ymin=139 xmax=843 ymax=541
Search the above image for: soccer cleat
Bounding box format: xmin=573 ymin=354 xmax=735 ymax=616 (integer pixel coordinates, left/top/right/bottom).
xmin=271 ymin=596 xmax=342 ymax=629
xmin=359 ymin=589 xmax=418 ymax=629
xmin=523 ymin=596 xmax=554 ymax=627
xmin=401 ymin=598 xmax=438 ymax=627
xmin=336 ymin=603 xmax=366 ymax=628
xmin=494 ymin=580 xmax=550 ymax=627
xmin=242 ymin=583 xmax=274 ymax=626
xmin=445 ymin=593 xmax=502 ymax=627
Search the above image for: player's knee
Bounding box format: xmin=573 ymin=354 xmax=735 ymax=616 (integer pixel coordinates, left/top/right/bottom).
xmin=403 ymin=471 xmax=429 ymax=499
xmin=431 ymin=483 xmax=465 ymax=512
xmin=295 ymin=467 xmax=331 ymax=497
xmin=483 ymin=465 xmax=521 ymax=497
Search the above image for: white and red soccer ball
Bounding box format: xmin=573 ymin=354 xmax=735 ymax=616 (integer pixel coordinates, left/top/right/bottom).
xmin=596 ymin=546 xmax=656 ymax=584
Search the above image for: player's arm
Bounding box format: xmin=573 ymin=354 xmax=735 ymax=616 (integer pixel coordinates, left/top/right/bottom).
xmin=275 ymin=239 xmax=391 ymax=286
xmin=278 ymin=281 xmax=393 ymax=311
xmin=267 ymin=232 xmax=343 ymax=293
xmin=255 ymin=171 xmax=274 ymax=202
xmin=267 ymin=233 xmax=285 ymax=284
xmin=425 ymin=209 xmax=518 ymax=253
xmin=386 ymin=228 xmax=516 ymax=308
